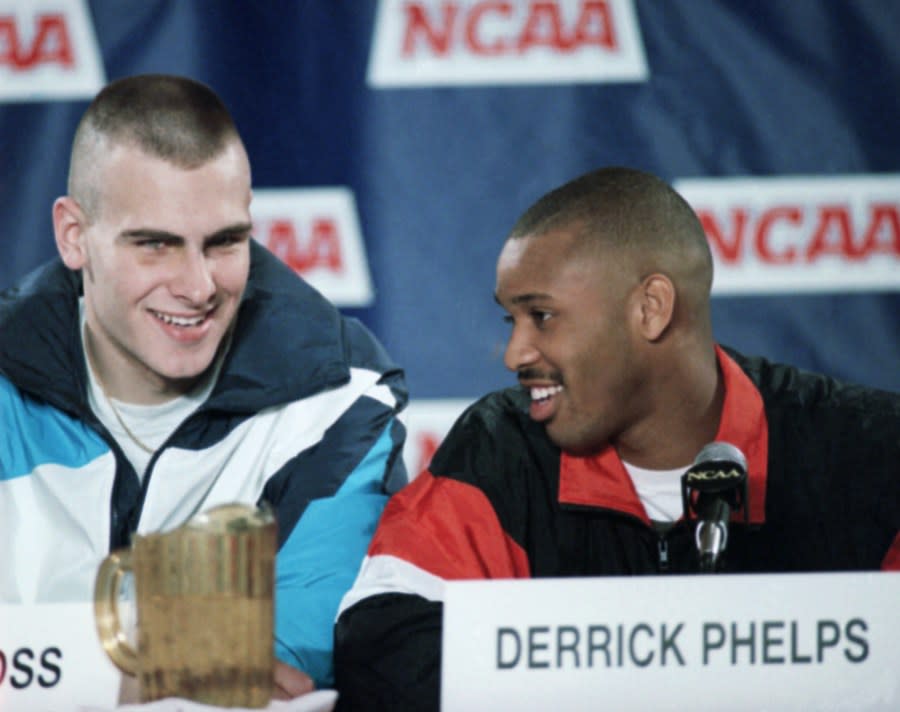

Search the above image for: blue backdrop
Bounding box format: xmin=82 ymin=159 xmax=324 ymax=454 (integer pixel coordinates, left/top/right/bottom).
xmin=1 ymin=0 xmax=897 ymax=415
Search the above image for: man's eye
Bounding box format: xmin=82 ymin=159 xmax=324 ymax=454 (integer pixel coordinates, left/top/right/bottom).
xmin=208 ymin=233 xmax=249 ymax=250
xmin=532 ymin=310 xmax=552 ymax=326
xmin=502 ymin=314 xmax=514 ymax=325
xmin=137 ymin=239 xmax=167 ymax=251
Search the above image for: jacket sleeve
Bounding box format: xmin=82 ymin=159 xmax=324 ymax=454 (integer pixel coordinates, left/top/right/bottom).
xmin=332 ymin=398 xmax=531 ymax=710
xmin=261 ymin=366 xmax=407 ymax=689
xmin=335 ymin=592 xmax=443 ymax=712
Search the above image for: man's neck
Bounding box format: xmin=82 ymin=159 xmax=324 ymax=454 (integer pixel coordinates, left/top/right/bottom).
xmin=83 ymin=329 xmax=189 ymax=405
xmin=614 ymin=344 xmax=724 ymax=470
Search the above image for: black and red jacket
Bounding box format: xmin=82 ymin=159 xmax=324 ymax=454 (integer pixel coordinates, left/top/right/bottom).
xmin=334 ymin=347 xmax=900 ymax=711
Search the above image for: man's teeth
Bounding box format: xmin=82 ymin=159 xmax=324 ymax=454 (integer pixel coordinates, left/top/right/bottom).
xmin=531 ymin=385 xmax=564 ymax=401
xmin=153 ymin=311 xmax=205 ymax=327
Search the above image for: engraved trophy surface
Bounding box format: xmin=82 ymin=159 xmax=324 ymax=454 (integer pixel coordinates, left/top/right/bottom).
xmin=94 ymin=503 xmax=276 ymax=707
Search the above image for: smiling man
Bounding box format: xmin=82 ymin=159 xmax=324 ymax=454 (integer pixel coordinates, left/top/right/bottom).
xmin=0 ymin=75 xmax=408 ymax=698
xmin=57 ymin=106 xmax=253 ymax=408
xmin=332 ymin=167 xmax=900 ymax=711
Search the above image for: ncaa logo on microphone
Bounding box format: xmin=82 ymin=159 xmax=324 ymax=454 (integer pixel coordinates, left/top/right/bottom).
xmin=684 ymin=467 xmax=745 ymax=483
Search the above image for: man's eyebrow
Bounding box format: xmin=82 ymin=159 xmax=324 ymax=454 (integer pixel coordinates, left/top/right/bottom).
xmin=207 ymin=222 xmax=253 ymax=241
xmin=118 ymin=223 xmax=253 ymax=243
xmin=494 ymin=292 xmax=552 ymax=306
xmin=119 ymin=228 xmax=181 ymax=242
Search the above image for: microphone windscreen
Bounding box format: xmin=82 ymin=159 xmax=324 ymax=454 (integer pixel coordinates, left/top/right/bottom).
xmin=692 ymin=441 xmax=747 ymax=471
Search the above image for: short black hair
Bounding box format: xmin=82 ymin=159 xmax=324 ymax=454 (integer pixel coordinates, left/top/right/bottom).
xmin=509 ymin=166 xmax=713 ymax=294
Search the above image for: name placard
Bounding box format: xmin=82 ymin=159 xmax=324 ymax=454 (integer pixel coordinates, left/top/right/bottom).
xmin=441 ymin=572 xmax=900 ymax=711
xmin=0 ymin=602 xmax=121 ymax=711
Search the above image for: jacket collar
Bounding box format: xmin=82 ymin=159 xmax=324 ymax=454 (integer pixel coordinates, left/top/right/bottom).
xmin=205 ymin=241 xmax=351 ymax=412
xmin=558 ymin=345 xmax=768 ymax=525
xmin=0 ymin=260 xmax=86 ymax=416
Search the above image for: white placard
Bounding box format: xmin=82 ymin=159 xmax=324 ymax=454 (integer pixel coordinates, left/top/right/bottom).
xmin=441 ymin=572 xmax=900 ymax=711
xmin=0 ymin=602 xmax=121 ymax=711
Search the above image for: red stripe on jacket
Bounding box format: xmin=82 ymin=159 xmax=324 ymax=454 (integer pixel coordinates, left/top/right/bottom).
xmin=882 ymin=531 xmax=900 ymax=571
xmin=368 ymin=470 xmax=531 ymax=579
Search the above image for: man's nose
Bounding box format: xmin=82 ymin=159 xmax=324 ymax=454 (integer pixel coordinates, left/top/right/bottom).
xmin=171 ymin=248 xmax=215 ymax=305
xmin=503 ymin=325 xmax=539 ymax=372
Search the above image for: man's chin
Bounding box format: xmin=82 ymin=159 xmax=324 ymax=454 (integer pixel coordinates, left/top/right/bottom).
xmin=547 ymin=426 xmax=609 ymax=457
xmin=155 ymin=358 xmax=217 ymax=390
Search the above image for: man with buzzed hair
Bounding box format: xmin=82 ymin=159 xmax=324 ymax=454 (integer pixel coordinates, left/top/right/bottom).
xmin=332 ymin=167 xmax=900 ymax=710
xmin=0 ymin=75 xmax=408 ymax=699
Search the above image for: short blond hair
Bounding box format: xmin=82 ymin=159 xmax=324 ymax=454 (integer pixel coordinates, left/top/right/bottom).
xmin=68 ymin=74 xmax=243 ymax=220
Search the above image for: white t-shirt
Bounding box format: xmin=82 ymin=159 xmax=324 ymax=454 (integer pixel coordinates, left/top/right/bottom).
xmin=623 ymin=461 xmax=687 ymax=524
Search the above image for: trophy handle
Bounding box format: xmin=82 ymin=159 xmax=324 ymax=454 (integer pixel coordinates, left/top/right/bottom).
xmin=93 ymin=548 xmax=138 ymax=675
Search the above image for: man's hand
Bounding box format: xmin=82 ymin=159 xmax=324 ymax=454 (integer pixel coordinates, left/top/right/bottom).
xmin=273 ymin=660 xmax=315 ymax=699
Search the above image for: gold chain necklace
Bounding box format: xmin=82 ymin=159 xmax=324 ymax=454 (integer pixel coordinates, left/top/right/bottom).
xmin=103 ymin=392 xmax=156 ymax=454
xmin=84 ymin=326 xmax=156 ymax=455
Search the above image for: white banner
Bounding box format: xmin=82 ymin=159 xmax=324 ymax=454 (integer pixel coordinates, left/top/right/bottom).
xmin=0 ymin=0 xmax=105 ymax=103
xmin=368 ymin=0 xmax=648 ymax=87
xmin=252 ymin=187 xmax=374 ymax=307
xmin=401 ymin=399 xmax=472 ymax=479
xmin=676 ymin=174 xmax=900 ymax=294
xmin=442 ymin=572 xmax=900 ymax=711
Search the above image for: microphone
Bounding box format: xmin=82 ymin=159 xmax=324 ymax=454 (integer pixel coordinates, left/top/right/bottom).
xmin=680 ymin=442 xmax=749 ymax=573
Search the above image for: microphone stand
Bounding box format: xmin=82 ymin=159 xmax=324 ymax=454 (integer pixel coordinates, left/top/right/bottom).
xmin=680 ymin=445 xmax=749 ymax=574
xmin=694 ymin=497 xmax=733 ymax=573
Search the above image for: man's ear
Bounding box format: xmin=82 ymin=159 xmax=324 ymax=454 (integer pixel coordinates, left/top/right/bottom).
xmin=52 ymin=196 xmax=89 ymax=270
xmin=634 ymin=273 xmax=675 ymax=342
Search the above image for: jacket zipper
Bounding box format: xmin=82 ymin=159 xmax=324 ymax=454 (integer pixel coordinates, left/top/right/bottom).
xmin=658 ymin=536 xmax=670 ymax=572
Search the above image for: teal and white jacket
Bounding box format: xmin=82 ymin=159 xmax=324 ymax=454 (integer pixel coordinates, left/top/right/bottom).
xmin=0 ymin=241 xmax=408 ymax=687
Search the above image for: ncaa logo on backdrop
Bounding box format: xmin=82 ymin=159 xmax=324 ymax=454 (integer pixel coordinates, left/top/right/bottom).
xmin=675 ymin=175 xmax=900 ymax=294
xmin=368 ymin=0 xmax=648 ymax=87
xmin=0 ymin=0 xmax=105 ymax=102
xmin=252 ymin=188 xmax=374 ymax=307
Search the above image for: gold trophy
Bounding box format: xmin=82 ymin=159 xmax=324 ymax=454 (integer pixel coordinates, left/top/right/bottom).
xmin=94 ymin=503 xmax=276 ymax=707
